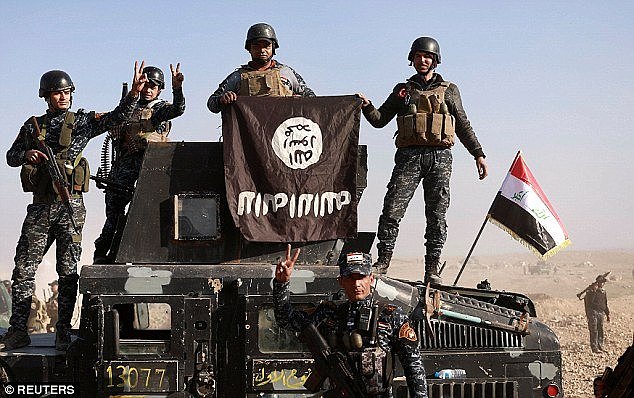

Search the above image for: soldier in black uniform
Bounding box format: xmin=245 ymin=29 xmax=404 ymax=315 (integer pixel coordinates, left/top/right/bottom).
xmin=1 ymin=62 xmax=146 ymax=351
xmin=93 ymin=64 xmax=185 ymax=263
xmin=357 ymin=37 xmax=488 ymax=283
xmin=584 ymin=274 xmax=610 ymax=353
xmin=207 ymin=23 xmax=314 ymax=114
xmin=273 ymin=245 xmax=428 ymax=397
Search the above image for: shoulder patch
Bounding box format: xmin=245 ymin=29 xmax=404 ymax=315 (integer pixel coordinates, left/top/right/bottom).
xmin=384 ymin=304 xmax=397 ymax=313
xmin=398 ymin=321 xmax=418 ymax=342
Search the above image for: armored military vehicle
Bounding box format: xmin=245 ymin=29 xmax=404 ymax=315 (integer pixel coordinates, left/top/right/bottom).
xmin=0 ymin=141 xmax=563 ymax=397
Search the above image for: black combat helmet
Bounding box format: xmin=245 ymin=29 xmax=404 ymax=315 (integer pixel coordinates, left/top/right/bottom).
xmin=38 ymin=70 xmax=75 ymax=98
xmin=408 ymin=37 xmax=442 ymax=64
xmin=245 ymin=23 xmax=279 ymax=51
xmin=143 ymin=66 xmax=165 ymax=89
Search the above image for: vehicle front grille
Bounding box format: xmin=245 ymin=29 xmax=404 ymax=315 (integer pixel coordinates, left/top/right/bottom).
xmin=419 ymin=319 xmax=524 ymax=350
xmin=427 ymin=380 xmax=518 ymax=398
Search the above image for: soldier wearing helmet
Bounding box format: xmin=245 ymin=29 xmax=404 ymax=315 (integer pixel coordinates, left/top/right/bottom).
xmin=45 ymin=280 xmax=59 ymax=332
xmin=1 ymin=62 xmax=147 ymax=352
xmin=357 ymin=37 xmax=488 ymax=284
xmin=584 ymin=273 xmax=610 ymax=353
xmin=207 ymin=23 xmax=315 ymax=113
xmin=273 ymin=245 xmax=428 ymax=397
xmin=93 ymin=63 xmax=185 ymax=264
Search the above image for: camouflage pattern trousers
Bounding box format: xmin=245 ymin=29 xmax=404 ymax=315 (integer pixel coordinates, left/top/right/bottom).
xmin=587 ymin=310 xmax=605 ymax=351
xmin=10 ymin=198 xmax=86 ymax=332
xmin=94 ymin=154 xmax=142 ymax=255
xmin=376 ymin=147 xmax=452 ymax=260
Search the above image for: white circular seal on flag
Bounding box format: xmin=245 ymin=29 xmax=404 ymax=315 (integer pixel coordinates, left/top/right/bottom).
xmin=272 ymin=117 xmax=322 ymax=169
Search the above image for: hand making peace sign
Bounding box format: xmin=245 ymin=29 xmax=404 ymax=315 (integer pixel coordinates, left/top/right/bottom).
xmin=275 ymin=244 xmax=301 ymax=283
xmin=170 ymin=63 xmax=184 ymax=89
xmin=130 ymin=60 xmax=148 ymax=96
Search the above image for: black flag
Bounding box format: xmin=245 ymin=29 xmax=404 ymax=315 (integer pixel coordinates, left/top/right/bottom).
xmin=223 ymin=95 xmax=361 ymax=242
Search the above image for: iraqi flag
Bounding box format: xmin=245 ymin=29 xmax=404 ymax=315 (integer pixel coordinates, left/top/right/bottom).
xmin=487 ymin=151 xmax=571 ymax=258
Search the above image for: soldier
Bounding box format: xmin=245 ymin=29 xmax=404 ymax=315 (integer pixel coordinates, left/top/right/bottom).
xmin=273 ymin=245 xmax=428 ymax=397
xmin=27 ymin=295 xmax=48 ymax=334
xmin=93 ymin=64 xmax=186 ymax=264
xmin=46 ymin=280 xmax=59 ymax=332
xmin=1 ymin=62 xmax=147 ymax=352
xmin=207 ymin=22 xmax=314 ymax=114
xmin=584 ymin=274 xmax=610 ymax=353
xmin=357 ymin=37 xmax=488 ymax=283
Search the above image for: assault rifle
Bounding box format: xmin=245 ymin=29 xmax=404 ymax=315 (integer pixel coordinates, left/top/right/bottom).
xmin=299 ymin=323 xmax=365 ymax=398
xmin=577 ymin=271 xmax=610 ymax=300
xmin=30 ymin=116 xmax=79 ymax=233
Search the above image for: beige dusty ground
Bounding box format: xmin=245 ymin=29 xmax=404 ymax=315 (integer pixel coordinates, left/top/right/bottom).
xmin=387 ymin=250 xmax=634 ymax=398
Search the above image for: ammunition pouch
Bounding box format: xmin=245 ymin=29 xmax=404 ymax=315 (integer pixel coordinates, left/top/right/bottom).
xmin=395 ymin=82 xmax=455 ymax=148
xmin=72 ymin=157 xmax=90 ymax=193
xmin=120 ymin=104 xmax=171 ymax=156
xmin=239 ymin=68 xmax=293 ymax=97
xmin=347 ymin=347 xmax=392 ymax=395
xmin=20 ymin=164 xmax=45 ymax=193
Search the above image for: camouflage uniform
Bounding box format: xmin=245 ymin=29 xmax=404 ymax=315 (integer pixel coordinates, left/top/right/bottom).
xmin=27 ymin=295 xmax=48 ymax=333
xmin=363 ymin=73 xmax=485 ymax=270
xmin=273 ymin=280 xmax=428 ymax=397
xmin=94 ymin=90 xmax=185 ymax=260
xmin=46 ymin=289 xmax=58 ymax=333
xmin=5 ymin=94 xmax=137 ymax=334
xmin=207 ymin=60 xmax=315 ymax=113
xmin=584 ymin=286 xmax=609 ymax=352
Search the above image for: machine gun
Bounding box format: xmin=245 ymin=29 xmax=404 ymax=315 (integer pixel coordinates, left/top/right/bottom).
xmin=30 ymin=116 xmax=79 ymax=234
xmin=577 ymin=272 xmax=610 ymax=300
xmin=91 ymin=82 xmax=131 ymax=194
xmin=299 ymin=323 xmax=365 ymax=398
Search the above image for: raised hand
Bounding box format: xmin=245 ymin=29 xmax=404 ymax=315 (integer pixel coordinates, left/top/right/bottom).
xmin=170 ymin=63 xmax=184 ymax=89
xmin=275 ymin=244 xmax=301 ymax=283
xmin=130 ymin=60 xmax=147 ymax=96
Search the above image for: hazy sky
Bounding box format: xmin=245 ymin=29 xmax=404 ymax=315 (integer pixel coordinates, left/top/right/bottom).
xmin=1 ymin=1 xmax=633 ymax=282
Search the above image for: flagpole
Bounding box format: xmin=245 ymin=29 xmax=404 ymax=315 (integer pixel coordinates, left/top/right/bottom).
xmin=453 ymin=216 xmax=489 ymax=286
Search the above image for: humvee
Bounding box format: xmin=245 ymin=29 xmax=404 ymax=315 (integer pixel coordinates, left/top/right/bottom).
xmin=0 ymin=141 xmax=563 ymax=397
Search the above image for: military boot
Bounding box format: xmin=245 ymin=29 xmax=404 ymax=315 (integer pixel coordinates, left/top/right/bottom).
xmin=0 ymin=327 xmax=31 ymax=351
xmin=93 ymin=241 xmax=110 ymax=264
xmin=373 ymin=251 xmax=393 ymax=275
xmin=424 ymin=256 xmax=443 ymax=284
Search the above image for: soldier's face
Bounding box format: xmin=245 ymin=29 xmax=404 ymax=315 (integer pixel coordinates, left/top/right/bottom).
xmin=338 ymin=273 xmax=375 ymax=302
xmin=413 ymin=51 xmax=435 ymax=74
xmin=141 ymin=82 xmax=161 ymax=101
xmin=48 ymin=89 xmax=72 ymax=111
xmin=249 ymin=40 xmax=273 ymax=64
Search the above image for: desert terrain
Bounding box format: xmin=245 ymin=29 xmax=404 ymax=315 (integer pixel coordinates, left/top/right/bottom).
xmin=388 ymin=250 xmax=634 ymax=398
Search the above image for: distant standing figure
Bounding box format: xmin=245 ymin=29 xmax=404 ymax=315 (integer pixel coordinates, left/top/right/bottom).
xmin=584 ymin=274 xmax=610 ymax=353
xmin=46 ymin=280 xmax=59 ymax=332
xmin=27 ymin=295 xmax=48 ymax=334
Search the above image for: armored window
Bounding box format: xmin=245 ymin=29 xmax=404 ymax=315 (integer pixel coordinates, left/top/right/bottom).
xmin=173 ymin=193 xmax=221 ymax=240
xmin=112 ymin=303 xmax=172 ymax=355
xmin=258 ymin=306 xmax=312 ymax=353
